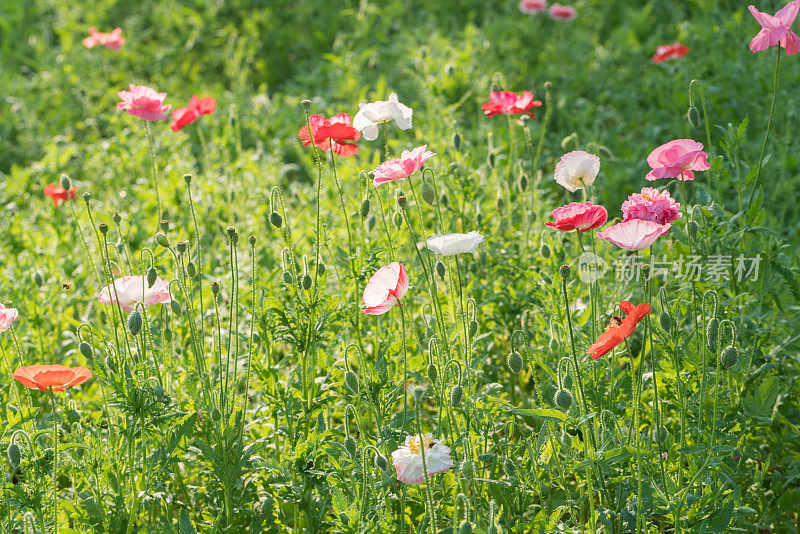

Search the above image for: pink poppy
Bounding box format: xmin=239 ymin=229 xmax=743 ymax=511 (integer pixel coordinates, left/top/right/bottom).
xmin=519 ymin=0 xmax=547 ymax=14
xmin=372 ymin=145 xmax=436 ymax=186
xmin=44 ymin=184 xmax=77 ymax=208
xmin=298 ymin=113 xmax=361 ymax=157
xmin=748 ymin=2 xmax=800 ymax=55
xmin=597 ymin=219 xmax=671 ymax=250
xmin=0 ymin=303 xmax=18 ymax=332
xmin=116 ymin=84 xmax=170 ymax=122
xmin=621 ymin=187 xmax=682 ymax=225
xmin=170 ymin=96 xmax=216 ymax=132
xmin=645 ymin=139 xmax=710 ymax=181
xmin=82 ymin=27 xmax=124 ymax=50
xmin=97 ymin=275 xmax=172 ymax=313
xmin=482 ymin=91 xmax=542 ymax=118
xmin=549 ymin=4 xmax=577 ymax=20
xmin=545 ymin=202 xmax=608 ymax=232
xmin=361 ymin=262 xmax=409 ymax=315
xmin=652 ymin=43 xmax=689 ymax=63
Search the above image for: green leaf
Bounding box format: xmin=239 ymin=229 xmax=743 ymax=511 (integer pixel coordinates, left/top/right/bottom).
xmin=512 ymin=408 xmax=568 ymax=422
xmin=742 ymin=375 xmax=779 ymax=420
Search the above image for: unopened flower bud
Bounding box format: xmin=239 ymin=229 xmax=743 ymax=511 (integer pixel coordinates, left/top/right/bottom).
xmin=654 ymin=426 xmax=669 ymax=444
xmin=721 ymin=346 xmax=739 ymax=369
xmin=79 ymin=341 xmax=93 ymax=360
xmin=706 ymin=318 xmax=719 ymax=352
xmin=421 ymin=182 xmax=437 ymax=205
xmin=155 ymin=232 xmax=170 ymax=248
xmin=496 ymin=195 xmax=504 ymax=211
xmin=367 ymin=215 xmax=376 ymax=232
xmin=7 ymin=443 xmax=21 ymax=468
xmin=33 ymin=271 xmax=43 ymax=286
xmin=426 ymin=363 xmax=438 ymax=383
xmin=659 ymin=312 xmax=673 ymax=332
xmin=127 ymin=311 xmax=142 ymax=336
xmin=282 ymin=271 xmax=293 ymax=284
xmin=478 ymin=452 xmax=496 ymax=464
xmin=554 ymin=389 xmax=573 ymax=411
xmin=393 ymin=210 xmax=403 ymax=228
xmin=112 ymin=212 xmax=121 ymax=224
xmin=105 ymin=356 xmax=116 ymax=373
xmin=540 ymin=243 xmax=551 ymax=258
xmin=507 ymin=351 xmax=523 ymax=373
xmin=344 ymin=371 xmax=359 ymax=394
xmin=269 ymin=211 xmax=283 ymax=228
xmin=170 ymin=300 xmax=182 ymax=316
xmin=375 ymin=453 xmax=389 ymax=472
xmin=440 ymin=193 xmax=449 ymax=207
xmin=146 ymin=266 xmax=157 ymax=288
xmin=435 ymin=261 xmax=446 ymax=279
xmin=458 ymin=520 xmax=473 ymax=534
xmin=549 ymin=338 xmax=559 ymax=352
xmin=687 ymin=106 xmax=701 ymax=129
xmin=317 ymin=261 xmax=326 ymax=275
xmin=187 ymin=261 xmax=197 ymax=278
xmin=60 ymin=173 xmax=72 ymax=190
xmin=450 ymin=385 xmax=463 ymax=407
xmin=460 ymin=459 xmax=473 ymax=478
xmin=559 ymin=265 xmax=571 ymax=281
xmin=211 ymin=408 xmax=221 ymax=421
xmin=519 ymin=173 xmax=528 ymax=192
xmin=688 ymin=220 xmax=699 ymax=241
xmin=562 ymin=374 xmax=573 ymax=390
xmin=360 ymin=198 xmax=370 ymax=219
xmin=453 ymin=132 xmax=461 ymax=151
xmin=468 ymin=320 xmax=478 ymax=338
xmin=302 ymin=274 xmax=312 ymax=290
xmin=344 ymin=436 xmax=357 ymax=458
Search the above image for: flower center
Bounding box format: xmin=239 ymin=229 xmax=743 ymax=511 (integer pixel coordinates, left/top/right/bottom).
xmin=408 ymin=435 xmax=435 ymax=454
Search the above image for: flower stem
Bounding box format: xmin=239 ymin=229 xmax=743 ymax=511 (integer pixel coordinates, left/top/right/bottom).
xmin=143 ymin=122 xmax=161 ymax=231
xmin=746 ymin=46 xmax=781 ymax=212
xmin=49 ymin=388 xmax=59 ymax=534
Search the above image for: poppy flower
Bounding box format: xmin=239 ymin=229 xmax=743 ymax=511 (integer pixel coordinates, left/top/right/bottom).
xmin=621 ymin=187 xmax=682 ymax=225
xmin=391 ymin=433 xmax=453 ymax=484
xmin=645 ymin=139 xmax=710 ymax=181
xmin=44 ymin=184 xmax=77 ymax=208
xmin=372 ymin=145 xmax=435 ymax=185
xmin=361 ymin=262 xmax=408 ymax=315
xmin=298 ymin=113 xmax=362 ymax=157
xmin=117 ymin=84 xmax=170 ymax=122
xmin=82 ymin=27 xmax=124 ymax=50
xmin=0 ymin=303 xmax=18 ymax=332
xmin=170 ymin=96 xmax=216 ymax=132
xmin=748 ymin=2 xmax=800 ymax=55
xmin=426 ymin=231 xmax=484 ymax=256
xmin=553 ymin=150 xmax=601 ymax=192
xmin=519 ymin=0 xmax=547 ymax=14
xmin=97 ymin=275 xmax=172 ymax=313
xmin=596 ymin=219 xmax=671 ymax=250
xmin=652 ymin=43 xmax=689 ymax=63
xmin=587 ymin=301 xmax=651 ymax=360
xmin=545 ymin=202 xmax=608 ymax=232
xmin=482 ymin=91 xmax=542 ymax=118
xmin=352 ymin=93 xmax=413 ymax=141
xmin=12 ymin=365 xmax=92 ymax=391
xmin=549 ymin=4 xmax=577 ymax=20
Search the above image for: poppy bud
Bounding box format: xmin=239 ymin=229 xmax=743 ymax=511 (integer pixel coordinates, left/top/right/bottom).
xmin=60 ymin=173 xmax=72 ymax=190
xmin=105 ymin=356 xmax=116 ymax=373
xmin=478 ymin=452 xmax=496 ymax=464
xmin=721 ymin=346 xmax=739 ymax=369
xmin=706 ymin=318 xmax=719 ymax=352
xmin=345 ymin=371 xmax=359 ymax=394
xmin=468 ymin=320 xmax=478 ymax=338
xmin=496 ymin=195 xmax=504 ymax=211
xmin=160 ymin=220 xmax=170 ymax=232
xmin=164 ymin=328 xmax=173 ymax=342
xmin=559 ymin=265 xmax=571 ymax=281
xmin=282 ymin=271 xmax=293 ymax=284
xmin=488 ymin=526 xmax=499 ymax=534
xmin=79 ymin=341 xmax=93 ymax=361
xmin=421 ymin=182 xmax=436 ymax=205
xmin=112 ymin=212 xmax=121 ymax=224
xmin=155 ymin=232 xmax=170 ymax=248
xmin=171 ymin=301 xmax=182 ymax=316
xmin=507 ymin=351 xmax=523 ymax=373
xmin=393 ymin=211 xmax=403 ymax=228
xmin=458 ymin=521 xmax=473 ymax=534
xmin=317 ymin=261 xmax=326 ymax=275
xmin=211 ymin=408 xmax=221 ymax=421
xmin=450 ymin=385 xmax=463 ymax=407
xmin=99 ymin=223 xmax=108 ymax=236
xmin=301 ymin=99 xmax=312 ymax=112
xmin=549 ymin=338 xmax=559 ymax=352
xmin=659 ymin=312 xmax=673 ymax=332
xmin=397 ymin=193 xmax=407 ymax=207
xmin=211 ymin=282 xmax=220 ymax=295
xmin=7 ymin=443 xmax=21 ymax=468
xmin=269 ymin=211 xmax=283 ymax=228
xmin=654 ymin=426 xmax=669 ymax=444
xmin=519 ymin=173 xmax=528 ymax=192
xmin=344 ymin=436 xmax=357 ymax=458
xmin=249 ymin=235 xmax=256 ymax=246
xmin=375 ymin=454 xmax=389 ymax=472
xmin=440 ymin=193 xmax=449 ymax=207
xmin=127 ymin=311 xmax=142 ymax=336
xmin=460 ymin=459 xmax=473 ymax=478
xmin=554 ymin=389 xmax=573 ymax=411
xmin=426 ymin=363 xmax=438 ymax=384
xmin=302 ymin=274 xmax=312 ymax=290
xmin=176 ymin=241 xmax=188 ymax=254
xmin=367 ymin=215 xmax=376 ymax=232
xmin=488 ymin=153 xmax=496 ymax=169
xmin=183 ymin=174 xmax=192 ymax=185
xmin=641 ymin=263 xmax=651 ymax=280
xmin=33 ymin=271 xmax=43 ymax=286
xmin=687 ymin=106 xmax=701 ymax=129
xmin=360 ymin=198 xmax=370 ymax=219
xmin=435 ymin=261 xmax=446 ymax=279
xmin=540 ymin=243 xmax=551 ymax=258
xmin=409 ymin=385 xmax=427 ymax=402
xmin=688 ymin=221 xmax=699 ymax=241
xmin=187 ymin=261 xmax=197 ymax=278
xmin=562 ymin=374 xmax=573 ymax=390
xmin=145 ymin=266 xmax=157 ymax=288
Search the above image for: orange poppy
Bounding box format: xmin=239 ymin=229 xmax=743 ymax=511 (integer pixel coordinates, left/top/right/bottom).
xmin=12 ymin=365 xmax=92 ymax=391
xmin=588 ymin=301 xmax=651 ymax=360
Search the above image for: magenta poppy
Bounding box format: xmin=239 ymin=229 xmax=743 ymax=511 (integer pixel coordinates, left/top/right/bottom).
xmin=482 ymin=91 xmax=542 ymax=118
xmin=645 ymin=139 xmax=710 ymax=181
xmin=545 ymin=202 xmax=608 ymax=232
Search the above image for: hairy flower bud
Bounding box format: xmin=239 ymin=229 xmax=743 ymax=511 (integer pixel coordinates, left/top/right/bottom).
xmin=269 ymin=211 xmax=283 ymax=228
xmin=302 ymin=274 xmax=312 ymax=290
xmin=435 ymin=261 xmax=446 ymax=279
xmin=59 ymin=173 xmax=72 ymax=190
xmin=344 ymin=371 xmax=359 ymax=394
xmin=360 ymin=198 xmax=370 ymax=219
xmin=170 ymin=300 xmax=182 ymax=316
xmin=554 ymin=389 xmax=573 ymax=411
xmin=706 ymin=318 xmax=719 ymax=352
xmin=507 ymin=351 xmax=523 ymax=373
xmin=426 ymin=363 xmax=438 ymax=383
xmin=155 ymin=232 xmax=170 ymax=248
xmin=450 ymin=384 xmax=463 ymax=407
xmin=421 ymin=181 xmax=436 ymax=205
xmin=458 ymin=520 xmax=473 ymax=534
xmin=127 ymin=311 xmax=142 ymax=336
xmin=393 ymin=210 xmax=403 ymax=228
xmin=344 ymin=436 xmax=357 ymax=458
xmin=686 ymin=106 xmax=701 ymax=129
xmin=468 ymin=320 xmax=478 ymax=338
xmin=549 ymin=338 xmax=559 ymax=353
xmin=375 ymin=454 xmax=388 ymax=472
xmin=282 ymin=271 xmax=293 ymax=284
xmin=540 ymin=243 xmax=551 ymax=258
xmin=187 ymin=261 xmax=197 ymax=279
xmin=79 ymin=341 xmax=93 ymax=361
xmin=659 ymin=312 xmax=673 ymax=332
xmin=688 ymin=220 xmax=699 ymax=241
xmin=721 ymin=346 xmax=739 ymax=369
xmin=453 ymin=132 xmax=461 ymax=151
xmin=654 ymin=425 xmax=669 ymax=444
xmin=7 ymin=443 xmax=21 ymax=468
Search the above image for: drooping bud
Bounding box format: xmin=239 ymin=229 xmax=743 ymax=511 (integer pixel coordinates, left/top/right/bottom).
xmin=706 ymin=318 xmax=719 ymax=352
xmin=654 ymin=426 xmax=669 ymax=444
xmin=155 ymin=232 xmax=170 ymax=248
xmin=367 ymin=215 xmax=376 ymax=232
xmin=554 ymin=389 xmax=573 ymax=411
xmin=375 ymin=453 xmax=389 ymax=472
xmin=393 ymin=210 xmax=403 ymax=228
xmin=187 ymin=261 xmax=197 ymax=278
xmin=426 ymin=363 xmax=438 ymax=384
xmin=421 ymin=181 xmax=436 ymax=205
xmin=659 ymin=312 xmax=673 ymax=332
xmin=435 ymin=261 xmax=446 ymax=279
xmin=468 ymin=320 xmax=478 ymax=338
xmin=720 ymin=346 xmax=739 ymax=369
xmin=170 ymin=300 xmax=182 ymax=316
xmin=344 ymin=371 xmax=359 ymax=394
xmin=60 ymin=173 xmax=72 ymax=190
xmin=549 ymin=338 xmax=559 ymax=353
xmin=450 ymin=385 xmax=463 ymax=407
xmin=282 ymin=271 xmax=293 ymax=284
xmin=317 ymin=261 xmax=326 ymax=275
xmin=302 ymin=274 xmax=312 ymax=290
xmin=269 ymin=212 xmax=283 ymax=228
xmin=562 ymin=374 xmax=573 ymax=390
xmin=146 ymin=266 xmax=157 ymax=288
xmin=507 ymin=351 xmax=523 ymax=373
xmin=540 ymin=243 xmax=551 ymax=259
xmin=7 ymin=443 xmax=21 ymax=468
xmin=344 ymin=436 xmax=357 ymax=458
xmin=688 ymin=221 xmax=699 ymax=241
xmin=79 ymin=341 xmax=93 ymax=360
xmin=127 ymin=311 xmax=142 ymax=336
xmin=686 ymin=106 xmax=701 ymax=129
xmin=458 ymin=521 xmax=473 ymax=534
xmin=360 ymin=198 xmax=371 ymax=219
xmin=453 ymin=132 xmax=461 ymax=151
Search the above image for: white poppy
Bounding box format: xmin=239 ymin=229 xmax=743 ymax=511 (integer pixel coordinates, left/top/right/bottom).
xmin=553 ymin=150 xmax=601 ymax=192
xmin=352 ymin=93 xmax=413 ymax=141
xmin=391 ymin=433 xmax=453 ymax=484
xmin=426 ymin=231 xmax=484 ymax=256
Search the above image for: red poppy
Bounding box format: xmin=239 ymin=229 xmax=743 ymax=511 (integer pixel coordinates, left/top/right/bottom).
xmin=44 ymin=184 xmax=77 ymax=208
xmin=298 ymin=113 xmax=361 ymax=157
xmin=170 ymin=96 xmax=217 ymax=132
xmin=12 ymin=364 xmax=92 ymax=391
xmin=652 ymin=43 xmax=689 ymax=63
xmin=587 ymin=301 xmax=651 ymax=360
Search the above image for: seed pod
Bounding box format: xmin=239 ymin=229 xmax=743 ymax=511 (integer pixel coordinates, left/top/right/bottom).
xmin=112 ymin=212 xmax=121 ymax=224
xmin=146 ymin=266 xmax=157 ymax=288
xmin=397 ymin=193 xmax=407 ymax=207
xmin=160 ymin=220 xmax=170 ymax=232
xmin=360 ymin=198 xmax=371 ymax=219
xmin=468 ymin=320 xmax=478 ymax=338
xmin=687 ymin=106 xmax=701 ymax=129
xmin=540 ymin=243 xmax=551 ymax=258
xmin=211 ymin=282 xmax=220 ymax=295
xmin=507 ymin=351 xmax=523 ymax=373
xmin=302 ymin=274 xmax=312 ymax=290
xmin=7 ymin=443 xmax=21 ymax=468
xmin=721 ymin=346 xmax=739 ymax=369
xmin=127 ymin=311 xmax=142 ymax=336
xmin=170 ymin=300 xmax=182 ymax=316
xmin=375 ymin=454 xmax=389 ymax=472
xmin=269 ymin=211 xmax=283 ymax=228
xmin=183 ymin=174 xmax=192 ymax=184
xmin=435 ymin=261 xmax=446 ymax=279
xmin=344 ymin=371 xmax=359 ymax=394
xmin=248 ymin=235 xmax=256 ymax=246
xmin=79 ymin=341 xmax=93 ymax=361
xmin=554 ymin=389 xmax=573 ymax=411
xmin=659 ymin=312 xmax=673 ymax=332
xmin=176 ymin=241 xmax=188 ymax=254
xmin=186 ymin=261 xmax=197 ymax=278
xmin=559 ymin=265 xmax=571 ymax=281
xmin=450 ymin=385 xmax=463 ymax=407
xmin=155 ymin=232 xmax=170 ymax=248
xmin=426 ymin=363 xmax=438 ymax=384
xmin=282 ymin=271 xmax=293 ymax=284
xmin=344 ymin=436 xmax=357 ymax=458
xmin=706 ymin=318 xmax=719 ymax=352
xmin=458 ymin=521 xmax=473 ymax=534
xmin=420 ymin=182 xmax=436 ymax=205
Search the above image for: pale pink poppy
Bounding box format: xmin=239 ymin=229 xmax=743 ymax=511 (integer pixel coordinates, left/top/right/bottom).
xmin=482 ymin=91 xmax=542 ymax=118
xmin=519 ymin=0 xmax=547 ymax=14
xmin=622 ymin=187 xmax=682 ymax=225
xmin=82 ymin=27 xmax=124 ymax=50
xmin=545 ymin=202 xmax=608 ymax=232
xmin=116 ymin=84 xmax=171 ymax=121
xmin=748 ymin=2 xmax=800 ymax=55
xmin=0 ymin=303 xmax=19 ymax=332
xmin=372 ymin=145 xmax=435 ymax=186
xmin=597 ymin=219 xmax=671 ymax=250
xmin=361 ymin=262 xmax=409 ymax=315
xmin=645 ymin=139 xmax=710 ymax=181
xmin=391 ymin=433 xmax=453 ymax=484
xmin=549 ymin=4 xmax=577 ymax=20
xmin=553 ymin=150 xmax=601 ymax=192
xmin=97 ymin=275 xmax=172 ymax=313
